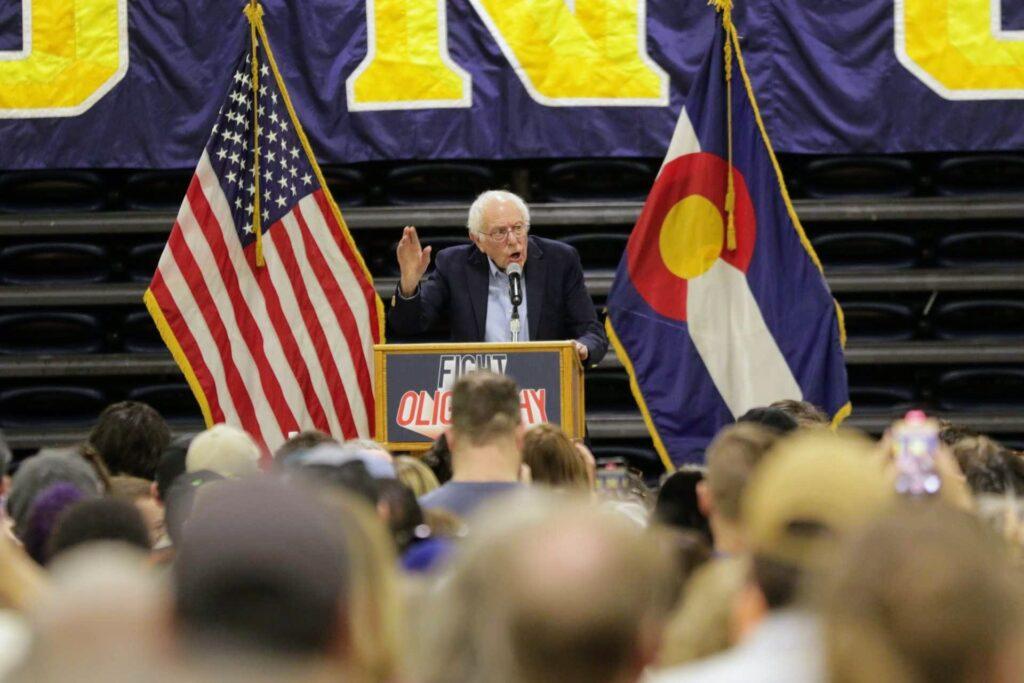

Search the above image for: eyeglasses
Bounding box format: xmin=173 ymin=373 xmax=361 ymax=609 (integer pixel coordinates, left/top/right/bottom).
xmin=482 ymin=223 xmax=527 ymax=243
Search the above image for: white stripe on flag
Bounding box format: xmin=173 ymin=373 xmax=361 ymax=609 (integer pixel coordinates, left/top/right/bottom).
xmin=177 ymin=198 xmax=286 ymax=447
xmin=298 ymin=194 xmax=376 ymax=372
xmin=261 ymin=227 xmax=347 ymax=439
xmin=196 ymin=154 xmax=312 ymax=432
xmin=659 ymin=106 xmax=701 ymax=176
xmin=156 ymin=242 xmax=242 ymax=427
xmin=280 ymin=211 xmax=371 ymax=436
xmin=687 ymin=259 xmax=803 ymax=417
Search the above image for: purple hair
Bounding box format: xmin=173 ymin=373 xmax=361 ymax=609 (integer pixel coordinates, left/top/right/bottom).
xmin=22 ymin=483 xmax=92 ymax=564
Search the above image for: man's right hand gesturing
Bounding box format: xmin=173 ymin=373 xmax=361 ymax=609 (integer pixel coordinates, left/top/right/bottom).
xmin=397 ymin=226 xmax=432 ymax=297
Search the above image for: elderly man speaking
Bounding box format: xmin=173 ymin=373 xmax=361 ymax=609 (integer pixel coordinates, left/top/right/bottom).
xmin=389 ymin=190 xmax=608 ymax=364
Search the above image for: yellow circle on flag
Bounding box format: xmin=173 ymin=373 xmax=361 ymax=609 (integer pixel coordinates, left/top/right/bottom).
xmin=658 ymin=196 xmax=724 ymax=279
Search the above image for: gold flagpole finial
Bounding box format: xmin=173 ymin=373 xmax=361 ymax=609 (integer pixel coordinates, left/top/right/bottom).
xmin=244 ymin=1 xmax=265 ymax=266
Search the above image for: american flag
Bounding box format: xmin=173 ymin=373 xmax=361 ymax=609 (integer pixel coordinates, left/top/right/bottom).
xmin=145 ymin=43 xmax=383 ymax=452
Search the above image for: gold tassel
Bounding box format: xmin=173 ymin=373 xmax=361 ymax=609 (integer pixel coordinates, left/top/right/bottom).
xmin=244 ymin=1 xmax=265 ymax=267
xmin=716 ymin=0 xmax=738 ymax=251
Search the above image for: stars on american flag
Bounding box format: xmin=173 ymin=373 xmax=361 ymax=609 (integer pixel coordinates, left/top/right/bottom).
xmin=206 ymin=50 xmax=318 ymax=246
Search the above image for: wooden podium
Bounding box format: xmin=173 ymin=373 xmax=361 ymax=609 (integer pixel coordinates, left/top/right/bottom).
xmin=373 ymin=341 xmax=585 ymax=451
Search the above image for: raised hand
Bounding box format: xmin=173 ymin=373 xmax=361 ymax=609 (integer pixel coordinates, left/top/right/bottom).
xmin=397 ymin=225 xmax=432 ymax=296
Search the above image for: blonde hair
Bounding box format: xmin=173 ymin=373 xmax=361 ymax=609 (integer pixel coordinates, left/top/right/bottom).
xmin=823 ymin=505 xmax=1024 ymax=683
xmin=394 ymin=456 xmax=440 ymax=497
xmin=417 ymin=492 xmax=674 ymax=683
xmin=657 ymin=557 xmax=749 ymax=668
xmin=522 ymin=424 xmax=590 ymax=491
xmin=314 ymin=490 xmax=403 ymax=683
xmin=705 ymin=423 xmax=779 ymax=521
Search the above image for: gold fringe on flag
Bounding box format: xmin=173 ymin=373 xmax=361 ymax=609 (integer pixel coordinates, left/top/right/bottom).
xmin=243 ymin=1 xmax=265 ymax=267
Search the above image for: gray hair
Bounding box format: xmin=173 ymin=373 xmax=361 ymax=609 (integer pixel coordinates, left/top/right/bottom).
xmin=466 ymin=190 xmax=531 ymax=235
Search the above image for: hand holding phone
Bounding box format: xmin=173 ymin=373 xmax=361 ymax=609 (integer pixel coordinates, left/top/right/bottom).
xmin=893 ymin=410 xmax=942 ymax=496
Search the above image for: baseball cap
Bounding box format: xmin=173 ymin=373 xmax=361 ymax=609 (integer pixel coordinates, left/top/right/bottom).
xmin=742 ymin=430 xmax=893 ymax=569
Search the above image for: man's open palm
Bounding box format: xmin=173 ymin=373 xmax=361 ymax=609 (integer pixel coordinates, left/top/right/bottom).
xmin=397 ymin=226 xmax=432 ymax=296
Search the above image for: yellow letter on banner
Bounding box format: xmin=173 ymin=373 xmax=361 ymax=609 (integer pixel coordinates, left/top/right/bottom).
xmin=348 ymin=0 xmax=668 ymax=109
xmin=347 ymin=0 xmax=472 ymax=110
xmin=896 ymin=0 xmax=1024 ymax=99
xmin=0 ymin=0 xmax=128 ymax=118
xmin=469 ymin=0 xmax=667 ymax=105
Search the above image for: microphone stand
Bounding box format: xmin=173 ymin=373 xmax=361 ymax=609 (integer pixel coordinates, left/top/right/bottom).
xmin=510 ymin=304 xmax=521 ymax=343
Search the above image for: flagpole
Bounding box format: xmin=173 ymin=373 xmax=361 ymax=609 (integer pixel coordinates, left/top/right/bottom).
xmin=243 ymin=0 xmax=265 ymax=267
xmin=713 ymin=0 xmax=738 ymax=252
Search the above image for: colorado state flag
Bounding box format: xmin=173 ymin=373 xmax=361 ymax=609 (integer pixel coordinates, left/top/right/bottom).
xmin=606 ymin=4 xmax=850 ymax=468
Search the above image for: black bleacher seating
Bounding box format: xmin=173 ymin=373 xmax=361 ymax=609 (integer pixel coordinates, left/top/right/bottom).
xmin=379 ymin=235 xmax=466 ymax=277
xmin=847 ymin=384 xmax=918 ymax=411
xmin=0 ymin=385 xmax=106 ymax=427
xmin=122 ymin=170 xmax=192 ymax=210
xmin=126 ymin=242 xmax=165 ymax=283
xmin=120 ymin=311 xmax=165 ymax=353
xmin=559 ymin=233 xmax=628 ymax=272
xmin=321 ymin=167 xmax=370 ymax=207
xmin=839 ymin=302 xmax=917 ymax=340
xmin=127 ymin=383 xmax=202 ymax=422
xmin=539 ymin=160 xmax=655 ymax=202
xmin=0 ymin=312 xmax=104 ymax=355
xmin=936 ymin=231 xmax=1024 ymax=267
xmin=383 ymin=163 xmax=495 ymax=205
xmin=0 ymin=242 xmax=111 ymax=284
xmin=936 ymin=368 xmax=1024 ymax=411
xmin=933 ymin=300 xmax=1024 ymax=340
xmin=585 ymin=373 xmax=636 ymax=412
xmin=0 ymin=171 xmax=108 ymax=212
xmin=934 ymin=155 xmax=1024 ymax=196
xmin=811 ymin=232 xmax=919 ymax=270
xmin=800 ymin=157 xmax=916 ymax=198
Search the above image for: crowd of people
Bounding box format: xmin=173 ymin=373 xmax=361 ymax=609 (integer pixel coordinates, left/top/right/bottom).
xmin=0 ymin=371 xmax=1022 ymax=682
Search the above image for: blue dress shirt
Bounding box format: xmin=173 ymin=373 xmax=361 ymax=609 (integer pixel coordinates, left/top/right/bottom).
xmin=484 ymin=258 xmax=529 ymax=343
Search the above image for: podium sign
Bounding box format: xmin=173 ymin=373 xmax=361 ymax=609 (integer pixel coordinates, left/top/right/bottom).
xmin=374 ymin=342 xmax=585 ymax=451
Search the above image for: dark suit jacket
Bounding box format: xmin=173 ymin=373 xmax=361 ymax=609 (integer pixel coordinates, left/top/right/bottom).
xmin=389 ymin=236 xmax=608 ymax=364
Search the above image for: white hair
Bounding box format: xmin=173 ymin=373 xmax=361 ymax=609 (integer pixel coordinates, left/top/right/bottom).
xmin=466 ymin=190 xmax=531 ymax=235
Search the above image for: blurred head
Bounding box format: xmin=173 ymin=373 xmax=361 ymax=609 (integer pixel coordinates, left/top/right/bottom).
xmin=522 ymin=424 xmax=590 ymax=491
xmin=272 ymin=430 xmax=338 ymax=469
xmin=22 ymin=483 xmax=93 ymax=565
xmin=376 ymin=479 xmax=427 ymax=552
xmin=653 ymin=468 xmax=711 ymax=541
xmin=7 ymin=451 xmax=103 ymax=540
xmin=703 ymin=423 xmax=780 ymax=523
xmin=310 ymin=488 xmax=404 ymax=683
xmin=163 ymin=470 xmax=224 ymax=547
xmin=421 ymin=434 xmax=453 ymax=484
xmin=419 ymin=493 xmax=673 ymax=683
xmin=173 ymin=478 xmax=351 ymax=659
xmin=86 ymin=401 xmax=170 ymax=480
xmin=154 ymin=434 xmax=191 ymax=503
xmin=448 ymin=371 xmax=522 ymax=454
xmin=736 ymin=407 xmax=799 ymax=435
xmin=467 ymin=190 xmax=530 ymax=271
xmin=17 ymin=545 xmax=167 ymax=682
xmin=823 ymin=505 xmax=1024 ymax=683
xmin=394 ymin=455 xmax=441 ymax=497
xmin=658 ymin=557 xmax=750 ymax=668
xmin=768 ymin=399 xmax=830 ymax=428
xmin=108 ymin=475 xmax=165 ymax=546
xmin=48 ymin=498 xmax=151 ymax=562
xmin=742 ymin=430 xmax=893 ymax=610
xmin=951 ymin=435 xmax=1023 ymax=495
xmin=0 ymin=429 xmax=12 ymax=491
xmin=186 ymin=424 xmax=260 ymax=479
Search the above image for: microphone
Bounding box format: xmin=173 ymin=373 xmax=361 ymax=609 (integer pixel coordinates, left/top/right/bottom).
xmin=507 ymin=262 xmax=523 ymax=307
